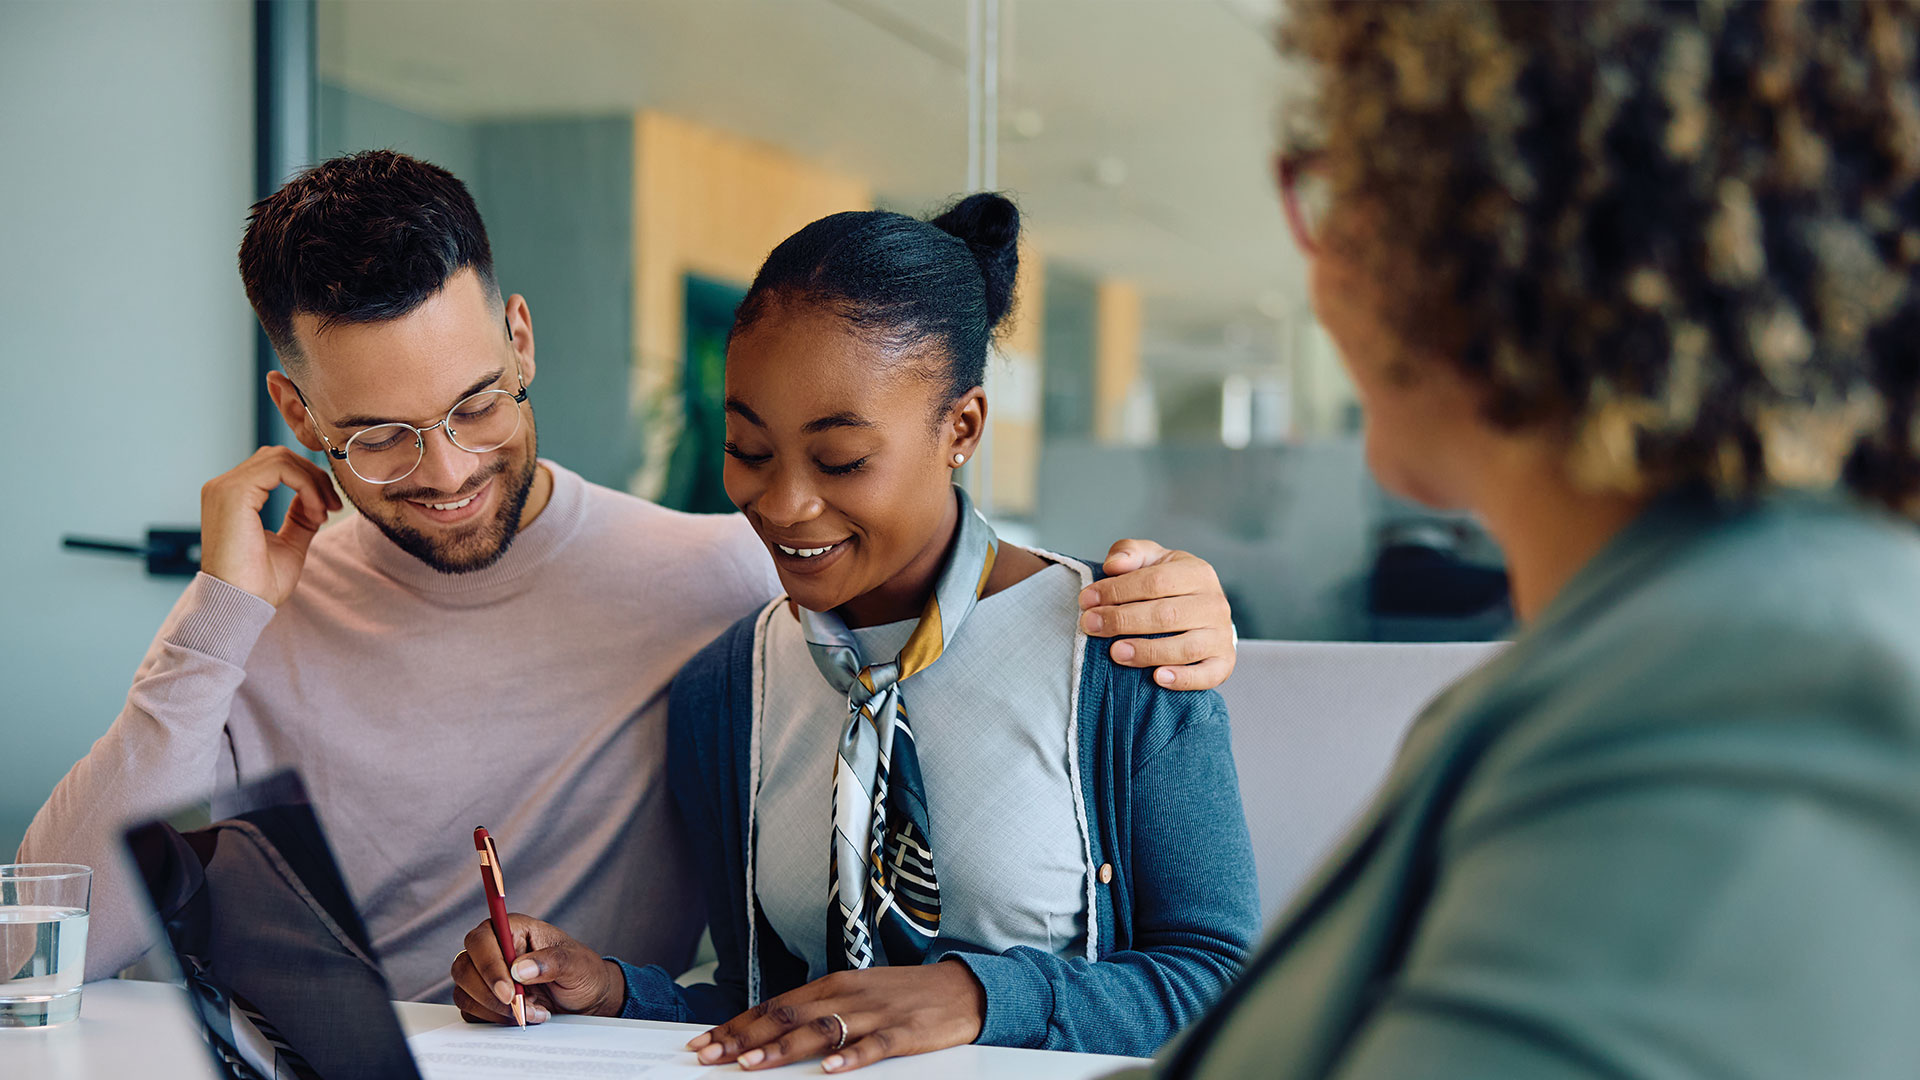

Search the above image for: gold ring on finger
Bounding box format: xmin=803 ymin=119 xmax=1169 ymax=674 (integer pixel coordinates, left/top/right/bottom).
xmin=829 ymin=1012 xmax=848 ymax=1052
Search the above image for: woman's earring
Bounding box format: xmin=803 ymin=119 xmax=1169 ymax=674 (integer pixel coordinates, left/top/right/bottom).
xmin=952 ymin=453 xmax=966 ymax=466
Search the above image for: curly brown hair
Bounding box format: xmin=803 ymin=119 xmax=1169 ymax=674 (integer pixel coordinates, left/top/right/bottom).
xmin=1283 ymin=0 xmax=1920 ymax=510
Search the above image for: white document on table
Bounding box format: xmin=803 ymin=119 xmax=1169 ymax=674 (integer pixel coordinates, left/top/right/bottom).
xmin=407 ymin=1020 xmax=714 ymax=1079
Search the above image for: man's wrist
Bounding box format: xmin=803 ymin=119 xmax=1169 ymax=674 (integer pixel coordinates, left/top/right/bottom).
xmin=163 ymin=573 xmax=277 ymax=667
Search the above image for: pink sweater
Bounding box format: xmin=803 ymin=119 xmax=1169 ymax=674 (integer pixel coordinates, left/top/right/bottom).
xmin=19 ymin=462 xmax=777 ymax=1001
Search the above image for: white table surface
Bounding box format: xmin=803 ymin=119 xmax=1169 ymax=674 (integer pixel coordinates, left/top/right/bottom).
xmin=0 ymin=979 xmax=1152 ymax=1079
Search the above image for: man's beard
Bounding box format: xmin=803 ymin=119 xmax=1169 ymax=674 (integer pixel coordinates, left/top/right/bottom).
xmin=353 ymin=446 xmax=540 ymax=575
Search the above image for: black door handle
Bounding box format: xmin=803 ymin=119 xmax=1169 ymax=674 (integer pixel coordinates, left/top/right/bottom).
xmin=62 ymin=528 xmax=201 ymax=577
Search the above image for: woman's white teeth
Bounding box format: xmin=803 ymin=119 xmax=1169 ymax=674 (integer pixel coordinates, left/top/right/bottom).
xmin=424 ymin=493 xmax=477 ymax=511
xmin=778 ymin=543 xmax=837 ymax=558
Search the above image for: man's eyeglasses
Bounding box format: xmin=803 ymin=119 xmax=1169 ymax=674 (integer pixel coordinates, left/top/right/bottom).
xmin=291 ymin=321 xmax=530 ymax=486
xmin=1277 ymin=150 xmax=1330 ymax=256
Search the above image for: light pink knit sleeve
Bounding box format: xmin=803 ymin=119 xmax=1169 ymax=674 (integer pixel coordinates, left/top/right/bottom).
xmin=16 ymin=572 xmax=274 ymax=979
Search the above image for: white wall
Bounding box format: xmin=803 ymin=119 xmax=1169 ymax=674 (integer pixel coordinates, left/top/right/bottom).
xmin=1 ymin=0 xmax=257 ymax=854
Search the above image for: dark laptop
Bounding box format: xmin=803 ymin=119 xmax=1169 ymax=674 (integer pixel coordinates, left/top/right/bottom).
xmin=123 ymin=770 xmax=423 ymax=1080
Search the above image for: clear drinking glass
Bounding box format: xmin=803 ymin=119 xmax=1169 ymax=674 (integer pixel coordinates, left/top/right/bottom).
xmin=0 ymin=864 xmax=91 ymax=1027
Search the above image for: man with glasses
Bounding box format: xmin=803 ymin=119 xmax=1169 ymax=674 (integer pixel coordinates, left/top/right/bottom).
xmin=282 ymin=316 xmax=537 ymax=573
xmin=18 ymin=151 xmax=1241 ymax=1002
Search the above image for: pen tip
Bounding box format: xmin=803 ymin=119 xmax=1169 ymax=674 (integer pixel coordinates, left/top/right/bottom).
xmin=512 ymin=993 xmax=526 ymax=1028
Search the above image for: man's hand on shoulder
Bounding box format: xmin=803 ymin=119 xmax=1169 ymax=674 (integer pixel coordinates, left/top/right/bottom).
xmin=1080 ymin=540 xmax=1237 ymax=691
xmin=198 ymin=446 xmax=341 ymax=607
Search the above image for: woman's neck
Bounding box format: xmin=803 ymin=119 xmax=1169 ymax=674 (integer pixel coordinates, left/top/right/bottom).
xmin=837 ymin=491 xmax=962 ymax=629
xmin=1473 ymin=449 xmax=1648 ymax=623
xmin=831 ymin=490 xmax=1051 ymax=629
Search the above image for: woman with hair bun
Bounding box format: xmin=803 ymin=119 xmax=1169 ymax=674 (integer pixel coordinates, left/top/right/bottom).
xmin=1144 ymin=3 xmax=1920 ymax=1078
xmin=447 ymin=194 xmax=1261 ymax=1071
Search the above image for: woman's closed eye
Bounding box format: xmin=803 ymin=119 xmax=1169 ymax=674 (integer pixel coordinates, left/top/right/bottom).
xmin=723 ymin=442 xmax=771 ymax=466
xmin=725 ymin=442 xmax=869 ymax=477
xmin=816 ymin=456 xmax=869 ymax=476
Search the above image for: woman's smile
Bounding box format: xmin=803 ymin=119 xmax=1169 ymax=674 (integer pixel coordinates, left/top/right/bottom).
xmin=764 ymin=532 xmax=855 ymax=577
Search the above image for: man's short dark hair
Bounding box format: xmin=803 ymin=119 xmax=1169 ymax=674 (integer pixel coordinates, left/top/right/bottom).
xmin=238 ymin=150 xmax=497 ymax=365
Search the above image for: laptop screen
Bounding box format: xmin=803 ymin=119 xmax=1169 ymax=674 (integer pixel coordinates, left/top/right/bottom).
xmin=124 ymin=770 xmax=422 ymax=1080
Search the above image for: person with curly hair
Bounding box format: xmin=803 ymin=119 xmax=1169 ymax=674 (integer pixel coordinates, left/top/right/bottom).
xmin=1129 ymin=3 xmax=1920 ymax=1077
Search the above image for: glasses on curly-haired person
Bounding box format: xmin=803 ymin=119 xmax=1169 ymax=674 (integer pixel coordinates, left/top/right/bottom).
xmin=1276 ymin=150 xmax=1329 ymax=256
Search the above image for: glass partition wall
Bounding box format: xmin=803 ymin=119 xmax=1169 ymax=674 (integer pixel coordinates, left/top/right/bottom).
xmin=314 ymin=0 xmax=1509 ymax=642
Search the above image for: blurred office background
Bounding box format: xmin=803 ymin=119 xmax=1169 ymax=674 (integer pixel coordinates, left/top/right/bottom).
xmin=3 ymin=0 xmax=1508 ymax=855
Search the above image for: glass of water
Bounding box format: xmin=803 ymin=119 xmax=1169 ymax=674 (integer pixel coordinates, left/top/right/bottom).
xmin=0 ymin=864 xmax=91 ymax=1027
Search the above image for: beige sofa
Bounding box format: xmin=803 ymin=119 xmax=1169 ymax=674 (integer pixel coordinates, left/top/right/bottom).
xmin=1217 ymin=640 xmax=1505 ymax=919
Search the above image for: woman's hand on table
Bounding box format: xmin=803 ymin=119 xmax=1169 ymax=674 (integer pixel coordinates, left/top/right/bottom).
xmin=687 ymin=959 xmax=986 ymax=1072
xmin=450 ymin=913 xmax=626 ymax=1025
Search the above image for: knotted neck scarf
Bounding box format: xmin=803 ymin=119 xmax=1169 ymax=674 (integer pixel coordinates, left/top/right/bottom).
xmin=799 ymin=486 xmax=999 ymax=971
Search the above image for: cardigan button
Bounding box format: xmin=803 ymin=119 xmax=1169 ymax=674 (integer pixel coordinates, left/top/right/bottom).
xmin=1098 ymin=863 xmax=1114 ymax=884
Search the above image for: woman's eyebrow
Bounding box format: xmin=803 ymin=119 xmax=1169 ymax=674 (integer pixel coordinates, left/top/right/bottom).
xmin=723 ymin=400 xmax=875 ymax=434
xmin=724 ymin=397 xmax=765 ymax=427
xmin=801 ymin=412 xmax=875 ymax=434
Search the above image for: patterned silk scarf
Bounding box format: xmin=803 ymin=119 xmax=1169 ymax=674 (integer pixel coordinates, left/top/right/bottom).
xmin=800 ymin=486 xmax=999 ymax=971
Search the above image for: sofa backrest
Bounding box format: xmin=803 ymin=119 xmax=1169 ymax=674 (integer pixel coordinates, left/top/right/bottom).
xmin=1218 ymin=640 xmax=1505 ymax=919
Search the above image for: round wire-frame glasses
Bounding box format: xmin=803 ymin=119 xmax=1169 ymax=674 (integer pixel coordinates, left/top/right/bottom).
xmin=1277 ymin=149 xmax=1329 ymax=257
xmin=293 ymin=331 xmax=530 ymax=485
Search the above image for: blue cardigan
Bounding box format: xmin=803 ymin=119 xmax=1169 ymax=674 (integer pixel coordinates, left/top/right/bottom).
xmin=611 ymin=589 xmax=1262 ymax=1056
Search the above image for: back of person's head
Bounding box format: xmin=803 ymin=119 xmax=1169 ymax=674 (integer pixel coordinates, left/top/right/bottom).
xmin=238 ymin=150 xmax=497 ymax=367
xmin=730 ymin=192 xmax=1021 ymax=412
xmin=1284 ymin=0 xmax=1920 ymax=512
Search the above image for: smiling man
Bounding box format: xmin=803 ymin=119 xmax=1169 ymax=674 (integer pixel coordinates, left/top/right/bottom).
xmin=18 ymin=151 xmax=1240 ymax=1002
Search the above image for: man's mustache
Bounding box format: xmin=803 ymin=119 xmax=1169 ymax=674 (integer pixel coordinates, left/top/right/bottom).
xmin=382 ymin=457 xmax=508 ymax=503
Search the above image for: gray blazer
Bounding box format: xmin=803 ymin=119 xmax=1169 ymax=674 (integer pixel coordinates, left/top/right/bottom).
xmin=1143 ymin=491 xmax=1920 ymax=1079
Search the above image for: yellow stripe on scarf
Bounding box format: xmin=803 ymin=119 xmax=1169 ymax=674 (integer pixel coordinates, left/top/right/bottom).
xmin=975 ymin=541 xmax=998 ymax=597
xmin=898 ymin=542 xmax=997 ymax=677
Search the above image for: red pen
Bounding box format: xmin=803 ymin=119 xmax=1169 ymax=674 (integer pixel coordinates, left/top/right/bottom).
xmin=473 ymin=826 xmax=526 ymax=1027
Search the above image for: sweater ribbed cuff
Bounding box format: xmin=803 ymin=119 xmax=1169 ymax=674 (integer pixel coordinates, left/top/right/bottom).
xmin=612 ymin=959 xmax=690 ymax=1023
xmin=163 ymin=573 xmax=277 ymax=668
xmin=946 ymin=952 xmax=1049 ymax=1049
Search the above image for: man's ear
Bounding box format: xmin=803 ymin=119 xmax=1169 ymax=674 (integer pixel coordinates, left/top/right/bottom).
xmin=265 ymin=370 xmax=325 ymax=454
xmin=505 ymin=293 xmax=535 ymax=385
xmin=945 ymin=386 xmax=988 ymax=467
